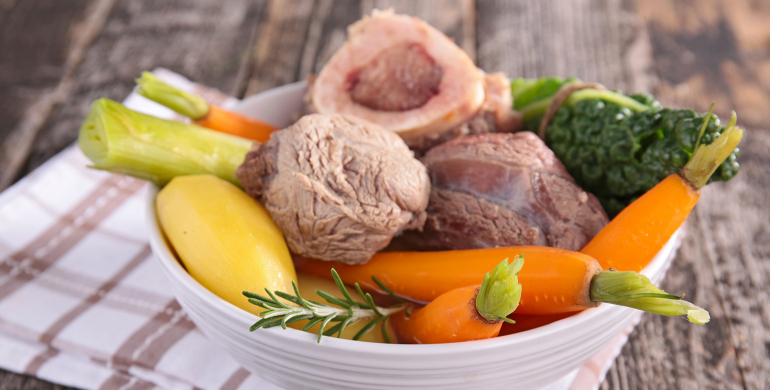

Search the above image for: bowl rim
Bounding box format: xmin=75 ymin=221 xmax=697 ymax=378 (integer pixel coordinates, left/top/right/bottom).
xmin=145 ymin=82 xmax=677 ymax=354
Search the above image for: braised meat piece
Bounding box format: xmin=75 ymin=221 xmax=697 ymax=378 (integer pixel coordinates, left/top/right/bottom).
xmin=395 ymin=132 xmax=608 ymax=251
xmin=236 ymin=114 xmax=430 ymax=264
xmin=307 ymin=10 xmax=520 ymax=153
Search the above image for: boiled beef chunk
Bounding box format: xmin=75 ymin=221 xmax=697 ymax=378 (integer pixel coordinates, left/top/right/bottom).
xmin=396 ymin=132 xmax=608 ymax=251
xmin=308 ymin=10 xmax=520 ymax=152
xmin=236 ymin=114 xmax=430 ymax=264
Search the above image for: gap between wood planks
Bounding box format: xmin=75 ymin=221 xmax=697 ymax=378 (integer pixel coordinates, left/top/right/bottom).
xmin=0 ymin=0 xmax=117 ymax=191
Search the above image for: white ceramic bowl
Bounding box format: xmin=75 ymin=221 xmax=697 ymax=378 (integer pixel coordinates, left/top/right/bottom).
xmin=146 ymin=82 xmax=680 ymax=390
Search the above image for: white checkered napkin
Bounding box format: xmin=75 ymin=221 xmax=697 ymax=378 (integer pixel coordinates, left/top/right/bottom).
xmin=0 ymin=69 xmax=636 ymax=390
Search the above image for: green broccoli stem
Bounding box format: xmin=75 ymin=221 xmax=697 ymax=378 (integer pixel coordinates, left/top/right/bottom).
xmin=565 ymin=89 xmax=650 ymax=112
xmin=681 ymin=108 xmax=744 ymax=189
xmin=78 ymin=98 xmax=252 ymax=186
xmin=136 ymin=71 xmax=210 ymax=120
xmin=475 ymin=256 xmax=524 ymax=323
xmin=519 ymin=98 xmax=553 ymax=123
xmin=518 ymin=83 xmax=650 ymax=123
xmin=589 ymin=269 xmax=710 ymax=324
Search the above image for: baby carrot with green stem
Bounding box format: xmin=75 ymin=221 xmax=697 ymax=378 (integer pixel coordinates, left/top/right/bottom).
xmin=136 ymin=72 xmax=277 ymax=142
xmin=580 ymin=105 xmax=744 ymax=272
xmin=294 ymin=246 xmax=710 ymax=323
xmin=243 ymin=258 xmax=522 ymax=344
xmin=391 ymin=257 xmax=523 ymax=344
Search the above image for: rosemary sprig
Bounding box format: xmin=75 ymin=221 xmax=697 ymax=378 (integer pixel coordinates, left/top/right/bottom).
xmin=243 ymin=269 xmax=405 ymax=343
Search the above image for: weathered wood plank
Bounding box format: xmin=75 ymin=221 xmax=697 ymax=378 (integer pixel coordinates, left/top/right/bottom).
xmin=0 ymin=370 xmax=68 ymax=390
xmin=242 ymin=0 xmax=315 ymax=95
xmin=475 ymin=0 xmax=655 ymax=93
xmin=0 ymin=0 xmax=111 ymax=190
xmin=638 ymin=0 xmax=770 ymax=130
xmin=689 ymin=130 xmax=770 ymax=389
xmin=299 ymin=0 xmax=360 ymax=79
xmin=0 ymin=0 xmax=21 ymax=27
xmin=16 ymin=0 xmax=268 ymax=179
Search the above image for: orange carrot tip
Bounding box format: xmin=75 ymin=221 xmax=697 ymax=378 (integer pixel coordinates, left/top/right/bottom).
xmin=391 ymin=257 xmax=524 ymax=344
xmin=589 ymin=270 xmax=710 ymax=324
xmin=135 ymin=71 xmax=210 ymax=120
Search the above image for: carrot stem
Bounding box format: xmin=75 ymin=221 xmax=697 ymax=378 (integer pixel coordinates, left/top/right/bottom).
xmin=136 ymin=72 xmax=209 ymax=119
xmin=476 ymin=256 xmax=524 ymax=323
xmin=589 ymin=270 xmax=710 ymax=324
xmin=682 ymin=112 xmax=743 ymax=189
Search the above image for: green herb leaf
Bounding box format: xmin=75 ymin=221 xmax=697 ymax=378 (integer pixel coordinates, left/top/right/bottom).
xmin=244 ymin=270 xmax=405 ymax=343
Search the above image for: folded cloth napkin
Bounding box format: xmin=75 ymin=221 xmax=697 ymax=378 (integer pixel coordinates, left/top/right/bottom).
xmin=0 ymin=69 xmax=640 ymax=390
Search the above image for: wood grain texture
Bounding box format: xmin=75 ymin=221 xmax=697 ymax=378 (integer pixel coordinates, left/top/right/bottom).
xmin=639 ymin=0 xmax=770 ymax=129
xmin=475 ymin=0 xmax=656 ymax=93
xmin=14 ymin=0 xmax=268 ymax=180
xmin=0 ymin=0 xmax=110 ymax=190
xmin=242 ymin=0 xmax=315 ymax=95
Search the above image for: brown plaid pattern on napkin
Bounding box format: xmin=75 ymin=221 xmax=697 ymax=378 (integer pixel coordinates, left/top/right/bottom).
xmin=0 ymin=69 xmax=636 ymax=390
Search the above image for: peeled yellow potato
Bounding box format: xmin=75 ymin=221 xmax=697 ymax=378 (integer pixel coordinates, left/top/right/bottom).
xmin=292 ymin=272 xmax=390 ymax=343
xmin=156 ymin=174 xmax=296 ymax=315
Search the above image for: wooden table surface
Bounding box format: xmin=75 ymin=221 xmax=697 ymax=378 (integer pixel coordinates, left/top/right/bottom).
xmin=1 ymin=0 xmax=769 ymax=389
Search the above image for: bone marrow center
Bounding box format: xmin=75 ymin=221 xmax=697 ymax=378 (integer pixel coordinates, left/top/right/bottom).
xmin=347 ymin=43 xmax=443 ymax=112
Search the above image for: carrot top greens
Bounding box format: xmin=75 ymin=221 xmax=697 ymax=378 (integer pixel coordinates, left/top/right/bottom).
xmin=589 ymin=269 xmax=710 ymax=325
xmin=476 ymin=256 xmax=524 ymax=323
xmin=136 ymin=71 xmax=209 ymax=120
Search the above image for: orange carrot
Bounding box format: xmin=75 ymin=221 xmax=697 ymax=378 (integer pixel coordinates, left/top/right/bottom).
xmin=392 ymin=258 xmax=523 ymax=344
xmin=136 ymin=72 xmax=277 ymax=142
xmin=296 ymin=246 xmax=597 ymax=315
xmin=581 ymin=108 xmax=744 ymax=272
xmin=193 ymin=104 xmax=276 ymax=142
xmin=294 ymin=246 xmax=710 ymax=323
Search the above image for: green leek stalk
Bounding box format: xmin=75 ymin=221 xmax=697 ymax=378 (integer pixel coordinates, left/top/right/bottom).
xmin=590 ymin=269 xmax=710 ymax=324
xmin=78 ymin=98 xmax=252 ymax=186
